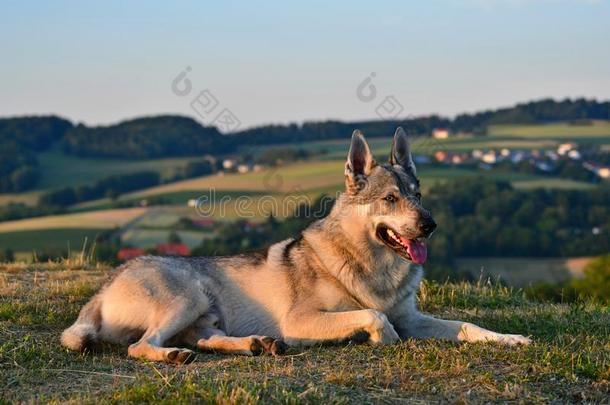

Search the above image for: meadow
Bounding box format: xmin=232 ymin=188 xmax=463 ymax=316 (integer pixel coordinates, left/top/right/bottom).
xmin=1 ymin=262 xmax=608 ymax=403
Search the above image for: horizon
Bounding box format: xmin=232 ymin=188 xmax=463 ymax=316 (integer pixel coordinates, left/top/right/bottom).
xmin=3 ymin=96 xmax=609 ymax=132
xmin=2 ymin=1 xmax=610 ymax=130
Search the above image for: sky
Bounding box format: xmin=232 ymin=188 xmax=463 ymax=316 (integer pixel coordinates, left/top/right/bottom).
xmin=1 ymin=0 xmax=609 ymax=130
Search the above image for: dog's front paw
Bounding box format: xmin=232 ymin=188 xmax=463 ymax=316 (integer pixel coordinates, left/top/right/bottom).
xmin=496 ymin=333 xmax=532 ymax=346
xmin=366 ymin=311 xmax=399 ymax=345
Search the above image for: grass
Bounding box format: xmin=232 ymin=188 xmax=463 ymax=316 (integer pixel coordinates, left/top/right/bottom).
xmin=1 ymin=263 xmax=608 ymax=403
xmin=0 ymin=207 xmax=147 ymax=233
xmin=36 ymin=146 xmax=201 ymax=190
xmin=0 ymin=228 xmax=106 ymax=253
xmin=455 ymin=257 xmax=594 ymax=287
xmin=121 ymin=229 xmax=213 ymax=249
xmin=488 ymin=121 xmax=610 ymax=139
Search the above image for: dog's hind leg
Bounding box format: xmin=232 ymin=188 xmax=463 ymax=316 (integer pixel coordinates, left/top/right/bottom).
xmin=61 ymin=294 xmax=102 ymax=352
xmin=195 ymin=333 xmax=287 ymax=356
xmin=127 ymin=302 xmax=202 ymax=364
xmin=174 ymin=313 xmax=287 ymax=356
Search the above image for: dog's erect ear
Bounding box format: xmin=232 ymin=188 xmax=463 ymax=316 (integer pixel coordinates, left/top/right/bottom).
xmin=389 ymin=126 xmax=416 ymax=174
xmin=345 ymin=130 xmax=376 ymax=194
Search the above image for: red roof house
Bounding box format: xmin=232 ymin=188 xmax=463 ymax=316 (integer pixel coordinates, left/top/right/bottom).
xmin=155 ymin=243 xmax=191 ymax=256
xmin=117 ymin=248 xmax=146 ymax=261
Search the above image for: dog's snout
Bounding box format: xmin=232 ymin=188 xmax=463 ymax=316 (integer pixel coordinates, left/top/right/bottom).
xmin=418 ymin=216 xmax=437 ymax=236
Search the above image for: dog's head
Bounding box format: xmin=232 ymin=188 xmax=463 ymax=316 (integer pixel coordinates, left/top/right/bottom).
xmin=340 ymin=127 xmax=436 ymax=264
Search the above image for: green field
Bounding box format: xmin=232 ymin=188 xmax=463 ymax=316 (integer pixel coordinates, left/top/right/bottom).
xmin=0 ymin=207 xmax=147 ymax=233
xmin=0 ymin=146 xmax=203 ymax=206
xmin=285 ymin=121 xmax=610 ymax=158
xmin=71 ymin=164 xmax=593 ymax=217
xmin=488 ymin=120 xmax=610 ymax=138
xmin=121 ymin=229 xmax=213 ymax=249
xmin=0 ymin=228 xmax=105 ymax=253
xmin=36 ymin=146 xmax=203 ymax=190
xmin=455 ymin=257 xmax=594 ymax=287
xmin=1 ymin=263 xmax=608 ymax=403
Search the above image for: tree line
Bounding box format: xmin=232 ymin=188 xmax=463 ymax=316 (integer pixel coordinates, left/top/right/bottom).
xmin=38 ymin=171 xmax=161 ymax=207
xmin=229 ymin=98 xmax=610 ymax=144
xmin=0 ymin=116 xmax=72 ymax=192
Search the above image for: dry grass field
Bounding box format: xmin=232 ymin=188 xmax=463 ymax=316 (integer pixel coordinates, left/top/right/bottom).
xmin=1 ymin=262 xmax=608 ymax=403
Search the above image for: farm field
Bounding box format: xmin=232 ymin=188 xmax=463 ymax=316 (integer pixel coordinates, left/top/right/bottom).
xmin=0 ymin=207 xmax=149 ymax=257
xmin=282 ymin=121 xmax=610 ymax=159
xmin=0 ymin=228 xmax=105 ymax=253
xmin=0 ymin=147 xmax=202 ymax=206
xmin=1 ymin=263 xmax=608 ymax=403
xmin=0 ymin=163 xmax=596 ymax=254
xmin=36 ymin=146 xmax=202 ymax=190
xmin=455 ymin=257 xmax=593 ymax=287
xmin=72 ymin=160 xmax=595 ymax=215
xmin=0 ymin=207 xmax=147 ymax=233
xmin=121 ymin=229 xmax=212 ymax=250
xmin=487 ymin=120 xmax=610 ymax=138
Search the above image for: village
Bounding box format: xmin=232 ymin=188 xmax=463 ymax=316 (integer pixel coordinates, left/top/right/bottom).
xmin=429 ymin=128 xmax=610 ymax=180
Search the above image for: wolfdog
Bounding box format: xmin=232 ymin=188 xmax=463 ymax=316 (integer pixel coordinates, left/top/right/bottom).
xmin=62 ymin=128 xmax=531 ymax=363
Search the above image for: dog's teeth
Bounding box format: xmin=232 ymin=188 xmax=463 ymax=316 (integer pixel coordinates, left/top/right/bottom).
xmin=388 ymin=229 xmax=395 ymax=237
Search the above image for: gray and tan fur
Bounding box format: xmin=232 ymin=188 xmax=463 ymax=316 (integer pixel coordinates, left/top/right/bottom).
xmin=61 ymin=128 xmax=531 ymax=364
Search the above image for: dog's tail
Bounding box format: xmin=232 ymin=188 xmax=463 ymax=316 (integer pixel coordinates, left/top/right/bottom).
xmin=61 ymin=295 xmax=102 ymax=352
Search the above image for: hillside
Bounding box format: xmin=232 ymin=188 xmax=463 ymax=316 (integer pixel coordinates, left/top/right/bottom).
xmin=1 ymin=262 xmax=608 ymax=403
xmin=62 ymin=116 xmax=229 ymax=158
xmin=1 ymin=98 xmax=609 ymax=195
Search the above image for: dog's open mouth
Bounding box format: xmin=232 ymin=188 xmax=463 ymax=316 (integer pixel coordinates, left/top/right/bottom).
xmin=376 ymin=225 xmax=428 ymax=264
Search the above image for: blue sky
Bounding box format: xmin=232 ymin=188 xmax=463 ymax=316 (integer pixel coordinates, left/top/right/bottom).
xmin=1 ymin=0 xmax=609 ymax=129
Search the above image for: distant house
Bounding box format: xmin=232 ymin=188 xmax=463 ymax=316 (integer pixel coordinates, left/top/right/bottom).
xmin=567 ymin=150 xmax=582 ymax=160
xmin=451 ymin=154 xmax=466 ymax=164
xmin=432 ymin=128 xmax=451 ymax=139
xmin=434 ymin=150 xmax=448 ymax=163
xmin=545 ymin=150 xmax=559 ymax=161
xmin=557 ymin=143 xmax=576 ymax=156
xmin=481 ymin=151 xmax=498 ymax=164
xmin=117 ymin=247 xmax=146 ymax=261
xmin=222 ymin=159 xmax=236 ymax=170
xmin=583 ymin=162 xmax=610 ymax=179
xmin=535 ymin=162 xmax=554 ymax=173
xmin=155 ymin=243 xmax=191 ymax=256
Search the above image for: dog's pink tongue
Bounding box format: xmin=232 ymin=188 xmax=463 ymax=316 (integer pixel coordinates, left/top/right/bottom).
xmin=401 ymin=237 xmax=427 ymax=264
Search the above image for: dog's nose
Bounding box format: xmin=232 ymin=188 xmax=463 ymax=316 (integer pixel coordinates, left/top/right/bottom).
xmin=418 ymin=217 xmax=437 ymax=236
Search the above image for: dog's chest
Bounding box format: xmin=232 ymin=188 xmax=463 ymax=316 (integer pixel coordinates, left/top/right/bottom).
xmin=365 ymin=262 xmax=422 ymax=311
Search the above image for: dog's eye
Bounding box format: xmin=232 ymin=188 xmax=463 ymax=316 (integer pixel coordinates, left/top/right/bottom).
xmin=384 ymin=194 xmax=397 ymax=203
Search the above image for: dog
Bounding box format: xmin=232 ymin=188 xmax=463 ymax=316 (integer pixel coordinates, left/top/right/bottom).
xmin=61 ymin=127 xmax=531 ymax=363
